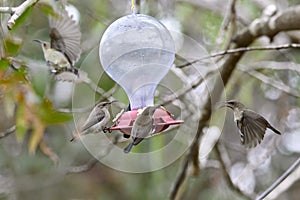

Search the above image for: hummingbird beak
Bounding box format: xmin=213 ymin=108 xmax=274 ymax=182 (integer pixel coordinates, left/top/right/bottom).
xmin=217 ymin=101 xmax=231 ymax=109
xmin=33 ymin=39 xmax=42 ymax=44
xmin=154 ymin=104 xmax=161 ymax=109
xmin=104 ymin=100 xmax=118 ymax=106
xmin=108 ymin=100 xmax=118 ymax=104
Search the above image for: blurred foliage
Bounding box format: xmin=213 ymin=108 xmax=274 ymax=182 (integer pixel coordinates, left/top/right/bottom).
xmin=0 ymin=0 xmax=299 ymax=200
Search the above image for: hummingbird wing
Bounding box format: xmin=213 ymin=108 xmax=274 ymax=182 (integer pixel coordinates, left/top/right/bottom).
xmin=237 ymin=110 xmax=268 ymax=148
xmin=49 ymin=10 xmax=81 ymax=66
xmin=81 ymin=109 xmax=106 ymax=133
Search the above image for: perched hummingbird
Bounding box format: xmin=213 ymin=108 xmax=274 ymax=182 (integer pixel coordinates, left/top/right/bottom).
xmin=34 ymin=9 xmax=81 ymax=76
xmin=71 ymin=101 xmax=116 ymax=142
xmin=222 ymin=100 xmax=281 ymax=148
xmin=124 ymin=105 xmax=159 ymax=153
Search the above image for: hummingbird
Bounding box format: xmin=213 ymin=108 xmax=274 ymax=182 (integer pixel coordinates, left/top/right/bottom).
xmin=124 ymin=105 xmax=160 ymax=153
xmin=71 ymin=101 xmax=116 ymax=142
xmin=33 ymin=9 xmax=81 ymax=77
xmin=221 ymin=100 xmax=281 ymax=148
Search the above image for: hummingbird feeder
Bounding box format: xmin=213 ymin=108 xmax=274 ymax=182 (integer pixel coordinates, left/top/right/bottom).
xmin=99 ymin=14 xmax=183 ymax=136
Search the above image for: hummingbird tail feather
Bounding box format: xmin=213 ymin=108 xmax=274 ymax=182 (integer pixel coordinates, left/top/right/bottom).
xmin=268 ymin=125 xmax=281 ymax=135
xmin=124 ymin=142 xmax=134 ymax=153
xmin=70 ymin=131 xmax=81 ymax=142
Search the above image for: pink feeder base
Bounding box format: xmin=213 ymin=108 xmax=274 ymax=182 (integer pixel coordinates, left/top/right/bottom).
xmin=108 ymin=108 xmax=183 ymax=136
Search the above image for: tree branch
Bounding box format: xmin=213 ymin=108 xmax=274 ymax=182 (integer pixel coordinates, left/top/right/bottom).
xmin=245 ymin=61 xmax=300 ymax=73
xmin=256 ymin=156 xmax=300 ymax=200
xmin=169 ymin=97 xmax=211 ymax=200
xmin=214 ymin=0 xmax=237 ymax=61
xmin=169 ymin=5 xmax=300 ymax=199
xmin=169 ymin=154 xmax=190 ymax=200
xmin=177 ymin=43 xmax=300 ymax=68
xmin=215 ymin=142 xmax=253 ymax=199
xmin=65 ymin=135 xmax=120 ymax=174
xmin=5 ymin=0 xmax=39 ymax=30
xmin=160 ymin=68 xmax=218 ymax=106
xmin=0 ymin=125 xmax=16 ymax=139
xmin=39 ymin=138 xmax=59 ymax=165
xmin=207 ymin=43 xmax=300 ymax=60
xmin=241 ymin=69 xmax=300 ymax=98
xmin=84 ymin=80 xmax=120 ymax=103
xmin=0 ymin=7 xmax=15 ymax=14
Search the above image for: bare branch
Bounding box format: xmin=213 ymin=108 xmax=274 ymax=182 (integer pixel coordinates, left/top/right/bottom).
xmin=0 ymin=7 xmax=15 ymax=14
xmin=170 ymin=5 xmax=300 ymax=199
xmin=65 ymin=157 xmax=98 ymax=174
xmin=169 ymin=97 xmax=212 ymax=200
xmin=39 ymin=138 xmax=59 ymax=165
xmin=65 ymin=135 xmax=120 ymax=174
xmin=178 ymin=43 xmax=300 ymax=68
xmin=169 ymin=151 xmax=190 ymax=200
xmin=245 ymin=61 xmax=300 ymax=73
xmin=53 ymin=80 xmax=124 ymax=114
xmin=160 ymin=68 xmax=219 ymax=106
xmin=208 ymin=43 xmax=300 ymax=59
xmin=84 ymin=80 xmax=120 ymax=102
xmin=241 ymin=69 xmax=300 ymax=98
xmin=214 ymin=0 xmax=237 ymax=60
xmin=256 ymin=156 xmax=300 ymax=200
xmin=6 ymin=0 xmax=39 ymax=30
xmin=0 ymin=125 xmax=16 ymax=139
xmin=56 ymin=107 xmax=92 ymax=113
xmin=215 ymin=142 xmax=253 ymax=199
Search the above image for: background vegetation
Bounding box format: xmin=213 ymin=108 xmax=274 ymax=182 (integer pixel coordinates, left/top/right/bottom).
xmin=0 ymin=0 xmax=300 ymax=199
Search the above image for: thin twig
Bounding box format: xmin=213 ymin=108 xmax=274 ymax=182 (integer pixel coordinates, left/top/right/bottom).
xmin=0 ymin=7 xmax=15 ymax=13
xmin=209 ymin=43 xmax=300 ymax=58
xmin=169 ymin=98 xmax=211 ymax=200
xmin=178 ymin=43 xmax=300 ymax=68
xmin=0 ymin=125 xmax=16 ymax=139
xmin=65 ymin=135 xmax=120 ymax=174
xmin=65 ymin=157 xmax=99 ymax=174
xmin=256 ymin=156 xmax=300 ymax=200
xmin=214 ymin=0 xmax=237 ymax=62
xmin=56 ymin=107 xmax=92 ymax=113
xmin=215 ymin=142 xmax=253 ymax=199
xmin=160 ymin=68 xmax=219 ymax=106
xmin=84 ymin=80 xmax=119 ymax=102
xmin=39 ymin=138 xmax=59 ymax=165
xmin=169 ymin=152 xmax=190 ymax=200
xmin=245 ymin=61 xmax=300 ymax=73
xmin=241 ymin=69 xmax=300 ymax=98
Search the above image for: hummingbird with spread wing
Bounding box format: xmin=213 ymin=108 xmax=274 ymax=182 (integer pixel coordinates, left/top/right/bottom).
xmin=221 ymin=100 xmax=281 ymax=148
xmin=34 ymin=9 xmax=81 ymax=77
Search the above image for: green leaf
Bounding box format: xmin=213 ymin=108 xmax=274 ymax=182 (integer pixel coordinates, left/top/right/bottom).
xmin=0 ymin=58 xmax=10 ymax=70
xmin=37 ymin=2 xmax=57 ymax=17
xmin=15 ymin=101 xmax=29 ymax=141
xmin=3 ymin=37 xmax=23 ymax=56
xmin=29 ymin=119 xmax=45 ymax=154
xmin=14 ymin=65 xmax=28 ymax=78
xmin=36 ymin=99 xmax=72 ymax=125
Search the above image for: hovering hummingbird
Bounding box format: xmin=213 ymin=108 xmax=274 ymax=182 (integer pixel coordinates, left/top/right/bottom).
xmin=221 ymin=100 xmax=281 ymax=148
xmin=124 ymin=105 xmax=160 ymax=153
xmin=34 ymin=9 xmax=81 ymax=77
xmin=71 ymin=101 xmax=116 ymax=142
